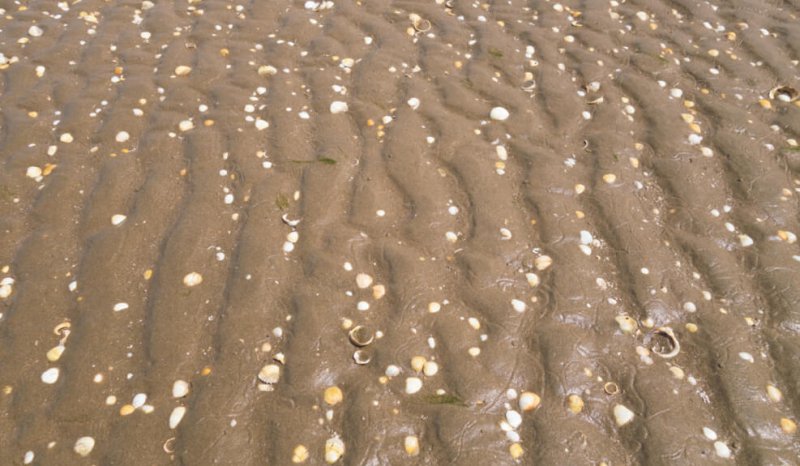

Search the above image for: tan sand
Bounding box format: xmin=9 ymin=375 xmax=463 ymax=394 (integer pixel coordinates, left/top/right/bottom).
xmin=1 ymin=0 xmax=799 ymax=464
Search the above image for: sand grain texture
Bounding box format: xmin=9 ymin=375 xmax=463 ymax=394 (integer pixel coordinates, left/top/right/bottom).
xmin=1 ymin=0 xmax=800 ymax=464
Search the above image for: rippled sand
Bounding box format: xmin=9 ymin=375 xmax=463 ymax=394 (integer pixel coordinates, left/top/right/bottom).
xmin=1 ymin=0 xmax=799 ymax=464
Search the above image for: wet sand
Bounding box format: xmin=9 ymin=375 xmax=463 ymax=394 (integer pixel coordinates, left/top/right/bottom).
xmin=1 ymin=0 xmax=800 ymax=464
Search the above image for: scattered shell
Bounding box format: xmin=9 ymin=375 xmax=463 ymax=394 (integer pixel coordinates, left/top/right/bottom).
xmin=175 ymin=65 xmax=192 ymax=76
xmin=258 ymin=364 xmax=281 ymax=384
xmin=163 ymin=437 xmax=176 ymax=454
xmin=178 ymin=120 xmax=194 ymax=132
xmin=404 ymin=435 xmax=420 ymax=456
xmin=183 ymin=272 xmax=203 ymax=287
xmin=405 ymin=377 xmax=423 ymax=394
xmin=355 ymin=273 xmax=373 ymax=289
xmin=767 ymin=384 xmax=783 ymax=402
xmin=47 ymin=344 xmax=65 ymax=362
xmin=26 ymin=166 xmax=42 ymax=178
xmin=521 ymin=80 xmax=536 ymax=92
xmin=713 ymin=441 xmax=731 ymax=458
xmin=330 ymin=101 xmax=348 ymax=114
xmin=613 ymin=404 xmax=635 ymax=426
xmin=490 ymin=106 xmax=510 ymax=121
xmin=567 ymin=394 xmax=584 ymax=414
xmin=781 ymin=418 xmax=797 ymax=434
xmin=132 ymin=393 xmax=147 ymax=408
xmin=603 ymin=382 xmax=620 ymax=395
xmin=422 ymin=361 xmax=439 ymax=377
xmin=324 ymin=386 xmax=343 ymax=405
xmin=506 ymin=410 xmax=523 ymax=428
xmin=258 ymin=65 xmax=278 ymax=76
xmin=353 ymin=350 xmax=371 ymax=365
xmin=411 ymin=356 xmax=426 ymax=373
xmin=511 ymin=299 xmax=527 ymax=313
xmin=519 ymin=391 xmax=541 ymax=411
xmin=646 ymin=327 xmax=680 ymax=358
xmin=74 ymin=437 xmax=95 ymax=457
xmin=119 ymin=404 xmax=135 ymax=416
xmin=169 ymin=406 xmax=186 ymax=429
xmin=615 ymin=315 xmax=637 ymax=334
xmin=534 ymin=255 xmax=552 ymax=270
xmin=28 ymin=25 xmax=44 ymax=37
xmin=172 ymin=380 xmax=190 ymax=398
xmin=325 ymin=437 xmax=345 ymax=464
xmin=60 ymin=133 xmax=74 ymax=143
xmin=292 ymin=445 xmax=309 ymax=463
xmin=769 ymin=86 xmax=798 ymax=103
xmin=41 ymin=368 xmax=60 ymax=384
xmin=111 ymin=214 xmax=127 ymax=225
xmin=509 ymin=443 xmax=524 ymax=459
xmin=348 ymin=326 xmax=373 ymax=347
xmin=113 ymin=302 xmax=129 ymax=312
xmin=115 ymin=131 xmax=130 ymax=143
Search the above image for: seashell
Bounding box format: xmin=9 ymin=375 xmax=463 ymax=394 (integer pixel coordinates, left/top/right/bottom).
xmin=258 ymin=364 xmax=281 ymax=384
xmin=413 ymin=18 xmax=432 ymax=32
xmin=353 ymin=350 xmax=371 ymax=365
xmin=348 ymin=325 xmax=374 ymax=347
xmin=587 ymin=96 xmax=604 ymax=105
xmin=281 ymin=214 xmax=301 ymax=227
xmin=47 ymin=344 xmax=65 ymax=362
xmin=325 ymin=437 xmax=345 ymax=464
xmin=74 ymin=436 xmax=95 ymax=457
xmin=163 ymin=437 xmax=176 ymax=454
xmin=521 ymin=80 xmax=536 ymax=92
xmin=769 ymin=86 xmax=799 ymax=103
xmin=646 ymin=327 xmax=680 ymax=358
xmin=54 ymin=322 xmax=72 ymax=341
xmin=603 ymin=381 xmax=620 ymax=395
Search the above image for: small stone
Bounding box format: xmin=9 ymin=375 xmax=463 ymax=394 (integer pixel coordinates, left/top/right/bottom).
xmin=767 ymin=384 xmax=783 ymax=402
xmin=119 ymin=404 xmax=135 ymax=416
xmin=534 ymin=255 xmax=552 ymax=270
xmin=405 ymin=377 xmax=423 ymax=394
xmin=509 ymin=443 xmax=524 ymax=459
xmin=28 ymin=25 xmax=43 ymax=37
xmin=506 ymin=410 xmax=522 ymax=428
xmin=132 ymin=393 xmax=147 ymax=408
xmin=603 ymin=173 xmax=617 ymax=184
xmin=525 ymin=273 xmax=540 ymax=287
xmin=175 ymin=65 xmax=192 ymax=76
xmin=23 ymin=451 xmax=34 ymax=464
xmin=111 ymin=214 xmax=127 ymax=225
xmin=183 ymin=272 xmax=203 ymax=287
xmin=41 ymin=368 xmax=59 ymax=384
xmin=613 ymin=404 xmax=635 ymax=426
xmin=179 ymin=120 xmax=195 ymax=132
xmin=422 ymin=361 xmax=438 ymax=377
xmin=74 ymin=437 xmax=95 ymax=457
xmin=511 ymin=299 xmax=526 ymax=313
xmin=325 ymin=437 xmax=345 ymax=464
xmin=324 ymin=386 xmax=343 ymax=405
xmin=115 ymin=131 xmax=130 ymax=143
xmin=519 ymin=391 xmax=541 ymax=411
xmin=490 ymin=106 xmax=510 ymax=121
xmin=258 ymin=65 xmax=277 ymax=76
xmin=404 ymin=435 xmax=420 ymax=456
xmin=292 ymin=445 xmax=309 ymax=463
xmin=169 ymin=406 xmax=186 ymax=429
xmin=113 ymin=302 xmax=129 ymax=312
xmin=330 ymin=101 xmax=348 ymax=114
xmin=47 ymin=345 xmax=65 ymax=362
xmin=60 ymin=133 xmax=74 ymax=143
xmin=26 ymin=166 xmax=42 ymax=179
xmin=173 ymin=380 xmax=190 ymax=398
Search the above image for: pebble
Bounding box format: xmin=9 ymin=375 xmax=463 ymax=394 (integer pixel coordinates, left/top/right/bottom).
xmin=490 ymin=106 xmax=510 ymax=121
xmin=258 ymin=65 xmax=277 ymax=76
xmin=175 ymin=65 xmax=192 ymax=76
xmin=132 ymin=393 xmax=147 ymax=408
xmin=509 ymin=443 xmax=524 ymax=459
xmin=781 ymin=418 xmax=797 ymax=434
xmin=183 ymin=272 xmax=203 ymax=287
xmin=28 ymin=25 xmax=43 ymax=37
xmin=115 ymin=131 xmax=130 ymax=143
xmin=47 ymin=344 xmax=65 ymax=362
xmin=422 ymin=361 xmax=439 ymax=377
xmin=172 ymin=380 xmax=190 ymax=398
xmin=534 ymin=255 xmax=552 ymax=270
xmin=60 ymin=133 xmax=74 ymax=143
xmin=23 ymin=451 xmax=34 ymax=464
xmin=111 ymin=214 xmax=127 ymax=225
xmin=41 ymin=367 xmax=60 ymax=384
xmin=405 ymin=377 xmax=423 ymax=394
xmin=714 ymin=441 xmax=731 ymax=458
xmin=506 ymin=410 xmax=523 ymax=428
xmin=613 ymin=404 xmax=635 ymax=426
xmin=404 ymin=435 xmax=420 ymax=456
xmin=74 ymin=436 xmax=95 ymax=457
xmin=325 ymin=437 xmax=345 ymax=464
xmin=179 ymin=119 xmax=195 ymax=132
xmin=169 ymin=406 xmax=186 ymax=429
xmin=330 ymin=101 xmax=348 ymax=114
xmin=567 ymin=394 xmax=584 ymax=414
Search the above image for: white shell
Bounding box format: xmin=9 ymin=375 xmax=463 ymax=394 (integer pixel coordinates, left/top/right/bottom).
xmin=490 ymin=106 xmax=510 ymax=121
xmin=169 ymin=406 xmax=186 ymax=429
xmin=74 ymin=437 xmax=95 ymax=457
xmin=183 ymin=272 xmax=203 ymax=287
xmin=172 ymin=380 xmax=190 ymax=398
xmin=330 ymin=101 xmax=348 ymax=114
xmin=41 ymin=368 xmax=60 ymax=384
xmin=405 ymin=377 xmax=423 ymax=394
xmin=613 ymin=404 xmax=635 ymax=426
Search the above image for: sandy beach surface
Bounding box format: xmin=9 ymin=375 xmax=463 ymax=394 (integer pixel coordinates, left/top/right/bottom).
xmin=1 ymin=0 xmax=800 ymax=464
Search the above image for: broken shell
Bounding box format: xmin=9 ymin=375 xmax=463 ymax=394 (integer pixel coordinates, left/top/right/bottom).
xmin=258 ymin=364 xmax=281 ymax=384
xmin=169 ymin=406 xmax=186 ymax=429
xmin=47 ymin=344 xmax=65 ymax=362
xmin=567 ymin=394 xmax=584 ymax=414
xmin=521 ymin=80 xmax=536 ymax=92
xmin=603 ymin=382 xmax=620 ymax=395
xmin=74 ymin=437 xmax=95 ymax=457
xmin=404 ymin=435 xmax=420 ymax=456
xmin=519 ymin=391 xmax=541 ymax=411
xmin=646 ymin=327 xmax=680 ymax=358
xmin=324 ymin=386 xmax=344 ymax=405
xmin=325 ymin=437 xmax=345 ymax=464
xmin=348 ymin=326 xmax=374 ymax=347
xmin=413 ymin=18 xmax=432 ymax=32
xmin=163 ymin=437 xmax=176 ymax=454
xmin=281 ymin=214 xmax=301 ymax=227
xmin=353 ymin=350 xmax=371 ymax=365
xmin=587 ymin=96 xmax=605 ymax=105
xmin=615 ymin=315 xmax=637 ymax=334
xmin=769 ymin=86 xmax=799 ymax=103
xmin=292 ymin=445 xmax=309 ymax=463
xmin=613 ymin=404 xmax=635 ymax=426
xmin=54 ymin=321 xmax=72 ymax=337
